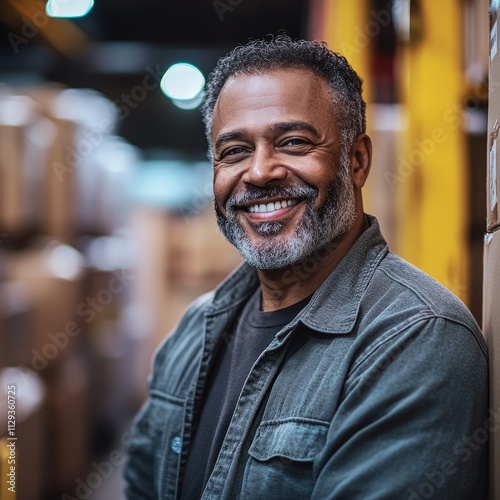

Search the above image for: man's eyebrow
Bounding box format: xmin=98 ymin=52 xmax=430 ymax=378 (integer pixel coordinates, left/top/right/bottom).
xmin=270 ymin=121 xmax=320 ymax=136
xmin=214 ymin=130 xmax=246 ymax=153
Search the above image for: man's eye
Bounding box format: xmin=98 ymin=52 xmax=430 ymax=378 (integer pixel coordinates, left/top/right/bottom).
xmin=222 ymin=146 xmax=246 ymax=158
xmin=282 ymin=138 xmax=307 ymax=147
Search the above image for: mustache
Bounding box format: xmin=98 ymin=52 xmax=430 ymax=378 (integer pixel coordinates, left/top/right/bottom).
xmin=225 ymin=185 xmax=318 ymax=211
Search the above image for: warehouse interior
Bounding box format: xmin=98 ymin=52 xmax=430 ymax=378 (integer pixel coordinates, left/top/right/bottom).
xmin=0 ymin=0 xmax=497 ymax=498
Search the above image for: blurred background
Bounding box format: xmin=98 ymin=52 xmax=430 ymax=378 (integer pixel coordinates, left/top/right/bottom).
xmin=0 ymin=0 xmax=493 ymax=498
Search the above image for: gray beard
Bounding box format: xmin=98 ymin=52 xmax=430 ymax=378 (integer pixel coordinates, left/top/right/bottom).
xmin=214 ymin=152 xmax=356 ymax=270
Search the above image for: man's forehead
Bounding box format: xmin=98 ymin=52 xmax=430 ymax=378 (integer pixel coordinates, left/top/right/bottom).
xmin=213 ymin=69 xmax=331 ymax=115
xmin=211 ymin=68 xmax=335 ymax=136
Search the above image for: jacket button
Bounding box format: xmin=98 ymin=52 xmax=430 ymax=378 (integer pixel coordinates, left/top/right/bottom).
xmin=171 ymin=436 xmax=182 ymax=454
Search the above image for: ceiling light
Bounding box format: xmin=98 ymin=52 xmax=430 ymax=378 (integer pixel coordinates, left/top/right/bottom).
xmin=160 ymin=63 xmax=205 ymax=101
xmin=46 ymin=0 xmax=94 ymax=18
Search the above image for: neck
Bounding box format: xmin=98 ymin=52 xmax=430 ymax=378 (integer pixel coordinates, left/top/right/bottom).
xmin=256 ymin=213 xmax=368 ymax=311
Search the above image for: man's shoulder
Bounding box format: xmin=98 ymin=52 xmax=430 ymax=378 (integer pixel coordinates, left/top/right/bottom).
xmin=154 ymin=292 xmax=214 ymax=360
xmin=373 ymin=250 xmax=480 ymax=332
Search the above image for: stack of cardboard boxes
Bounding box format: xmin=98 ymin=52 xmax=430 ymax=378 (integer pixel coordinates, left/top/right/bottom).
xmin=483 ymin=1 xmax=500 ymax=496
xmin=0 ymin=87 xmax=139 ymax=498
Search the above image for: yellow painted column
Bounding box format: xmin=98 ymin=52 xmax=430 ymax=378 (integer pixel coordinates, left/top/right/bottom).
xmin=397 ymin=0 xmax=469 ymax=302
xmin=320 ymin=0 xmax=371 ymax=87
xmin=309 ymin=0 xmax=373 ymax=208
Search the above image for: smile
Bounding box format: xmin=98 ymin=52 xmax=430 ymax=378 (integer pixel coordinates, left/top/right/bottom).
xmin=247 ymin=199 xmax=299 ymax=213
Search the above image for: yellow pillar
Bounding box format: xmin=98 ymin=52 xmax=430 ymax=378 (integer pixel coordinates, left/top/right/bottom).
xmin=397 ymin=0 xmax=469 ymax=302
xmin=308 ymin=0 xmax=370 ymax=100
xmin=309 ymin=0 xmax=372 ymax=207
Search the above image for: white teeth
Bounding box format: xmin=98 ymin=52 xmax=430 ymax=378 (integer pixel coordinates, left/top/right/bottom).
xmin=248 ymin=199 xmax=298 ymax=213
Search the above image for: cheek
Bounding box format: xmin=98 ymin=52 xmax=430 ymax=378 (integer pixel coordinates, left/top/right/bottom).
xmin=213 ymin=170 xmax=234 ymax=209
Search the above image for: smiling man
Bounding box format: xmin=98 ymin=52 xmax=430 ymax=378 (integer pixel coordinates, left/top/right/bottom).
xmin=124 ymin=36 xmax=488 ymax=499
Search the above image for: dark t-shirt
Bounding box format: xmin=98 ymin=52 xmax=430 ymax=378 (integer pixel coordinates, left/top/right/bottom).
xmin=182 ymin=288 xmax=310 ymax=499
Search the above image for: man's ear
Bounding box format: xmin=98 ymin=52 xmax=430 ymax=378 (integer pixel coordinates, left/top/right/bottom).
xmin=350 ymin=133 xmax=372 ymax=189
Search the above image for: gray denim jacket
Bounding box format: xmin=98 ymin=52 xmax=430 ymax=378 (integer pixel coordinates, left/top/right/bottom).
xmin=124 ymin=216 xmax=488 ymax=500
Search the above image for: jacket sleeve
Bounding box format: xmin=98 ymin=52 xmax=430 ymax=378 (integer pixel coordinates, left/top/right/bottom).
xmin=312 ymin=317 xmax=489 ymax=500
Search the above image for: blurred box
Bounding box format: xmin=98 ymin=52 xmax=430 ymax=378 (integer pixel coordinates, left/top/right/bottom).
xmin=47 ymin=356 xmax=90 ymax=493
xmin=0 ymin=281 xmax=35 ymax=368
xmin=85 ymin=137 xmax=137 ymax=235
xmin=365 ymin=104 xmax=402 ymax=250
xmin=196 ymin=208 xmax=242 ymax=288
xmin=43 ymin=117 xmax=81 ymax=242
xmin=483 ymin=229 xmax=500 ymax=497
xmin=15 ymin=86 xmax=123 ymax=241
xmin=0 ymin=96 xmax=47 ymax=238
xmin=168 ymin=212 xmax=205 ymax=284
xmin=4 ymin=243 xmax=85 ymax=376
xmin=0 ymin=123 xmax=28 ymax=235
xmin=464 ymin=0 xmax=490 ymax=84
xmin=82 ymin=265 xmax=134 ymax=435
xmin=130 ymin=208 xmax=171 ymax=394
xmin=488 ymin=2 xmax=500 ymax=231
xmin=0 ymin=91 xmax=81 ymax=243
xmin=168 ymin=208 xmax=241 ymax=288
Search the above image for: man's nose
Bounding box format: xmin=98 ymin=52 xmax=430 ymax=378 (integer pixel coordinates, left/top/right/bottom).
xmin=242 ymin=146 xmax=287 ymax=187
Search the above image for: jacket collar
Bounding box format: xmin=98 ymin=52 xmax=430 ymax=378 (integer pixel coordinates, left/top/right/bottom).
xmin=207 ymin=215 xmax=388 ymax=335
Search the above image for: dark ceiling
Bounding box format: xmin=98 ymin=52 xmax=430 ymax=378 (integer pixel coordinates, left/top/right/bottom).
xmin=0 ymin=0 xmax=309 ymax=157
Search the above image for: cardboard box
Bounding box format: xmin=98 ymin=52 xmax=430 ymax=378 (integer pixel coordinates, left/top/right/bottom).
xmin=0 ymin=122 xmax=44 ymax=238
xmin=482 ymin=228 xmax=500 ymax=497
xmin=0 ymin=281 xmax=35 ymax=368
xmin=464 ymin=0 xmax=490 ymax=85
xmin=4 ymin=244 xmax=85 ymax=376
xmin=487 ymin=2 xmax=500 ymax=231
xmin=47 ymin=356 xmax=90 ymax=493
xmin=365 ymin=104 xmax=402 ymax=250
xmin=43 ymin=117 xmax=81 ymax=242
xmin=19 ymin=86 xmax=120 ymax=241
xmin=0 ymin=93 xmax=55 ymax=239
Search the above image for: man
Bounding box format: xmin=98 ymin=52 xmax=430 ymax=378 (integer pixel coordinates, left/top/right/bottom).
xmin=124 ymin=36 xmax=488 ymax=499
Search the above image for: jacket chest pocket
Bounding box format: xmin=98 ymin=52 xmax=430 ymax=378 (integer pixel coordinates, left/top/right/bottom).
xmin=242 ymin=418 xmax=328 ymax=500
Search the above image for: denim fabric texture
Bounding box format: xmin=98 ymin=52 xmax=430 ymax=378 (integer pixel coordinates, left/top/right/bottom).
xmin=124 ymin=215 xmax=488 ymax=500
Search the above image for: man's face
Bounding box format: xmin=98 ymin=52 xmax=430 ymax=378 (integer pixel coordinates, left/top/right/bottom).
xmin=211 ymin=68 xmax=357 ymax=269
